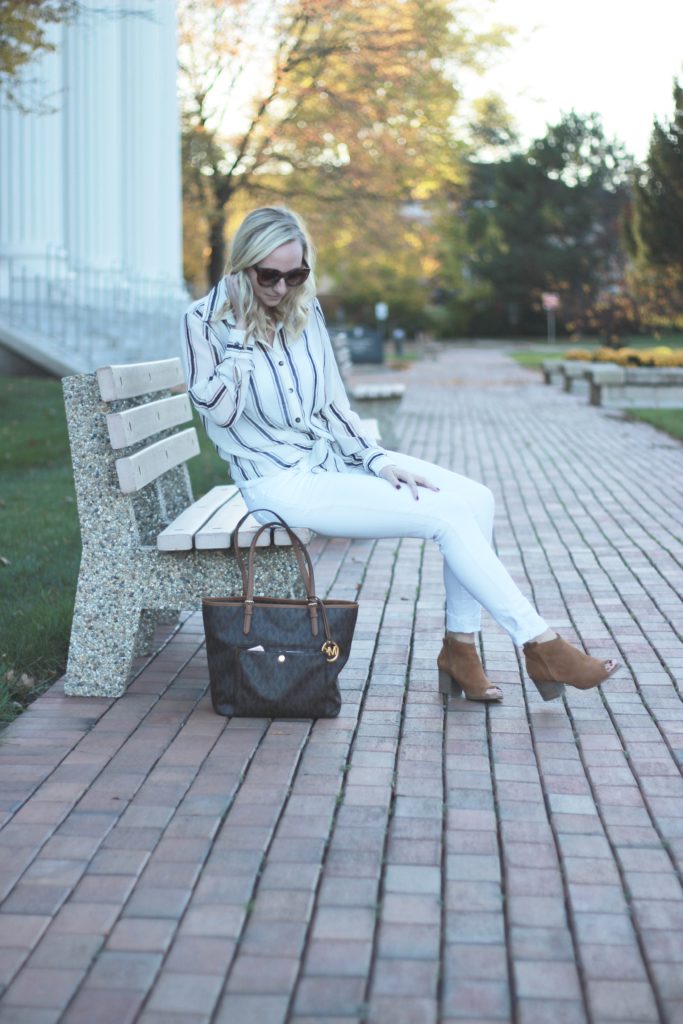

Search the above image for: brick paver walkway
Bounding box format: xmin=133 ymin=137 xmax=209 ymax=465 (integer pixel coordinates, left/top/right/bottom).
xmin=1 ymin=345 xmax=682 ymax=1024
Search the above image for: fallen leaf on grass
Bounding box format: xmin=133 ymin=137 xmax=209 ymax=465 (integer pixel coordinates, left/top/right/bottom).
xmin=0 ymin=556 xmax=10 ymax=566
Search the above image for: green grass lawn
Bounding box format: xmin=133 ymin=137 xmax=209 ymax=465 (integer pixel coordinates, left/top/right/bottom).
xmin=0 ymin=375 xmax=227 ymax=726
xmin=625 ymin=408 xmax=683 ymax=443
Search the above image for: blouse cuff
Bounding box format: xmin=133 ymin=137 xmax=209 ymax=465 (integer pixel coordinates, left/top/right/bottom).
xmin=364 ymin=450 xmax=394 ymax=478
xmin=223 ymin=327 xmax=253 ymax=353
xmin=216 ymin=348 xmax=255 ymax=386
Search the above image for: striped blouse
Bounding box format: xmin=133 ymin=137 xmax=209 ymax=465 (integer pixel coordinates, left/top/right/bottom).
xmin=180 ymin=276 xmax=393 ymax=486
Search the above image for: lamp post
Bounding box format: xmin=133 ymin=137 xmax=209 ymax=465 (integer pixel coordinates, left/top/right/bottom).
xmin=374 ymin=301 xmax=389 ymax=340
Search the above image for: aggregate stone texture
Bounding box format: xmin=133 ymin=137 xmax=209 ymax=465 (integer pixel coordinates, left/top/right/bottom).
xmin=60 ymin=373 xmax=304 ymax=698
xmin=1 ymin=345 xmax=682 ymax=1023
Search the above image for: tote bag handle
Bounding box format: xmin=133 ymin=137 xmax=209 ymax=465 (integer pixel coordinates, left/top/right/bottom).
xmin=230 ymin=508 xmax=326 ymax=638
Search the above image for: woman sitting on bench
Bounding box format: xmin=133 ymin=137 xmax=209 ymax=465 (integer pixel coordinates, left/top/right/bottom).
xmin=181 ymin=206 xmax=620 ymax=703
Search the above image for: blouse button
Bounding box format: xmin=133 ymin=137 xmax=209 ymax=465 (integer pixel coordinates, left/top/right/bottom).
xmin=288 ymin=388 xmax=294 ymax=393
xmin=278 ymin=360 xmax=285 ymax=366
xmin=295 ymin=417 xmax=301 ymax=423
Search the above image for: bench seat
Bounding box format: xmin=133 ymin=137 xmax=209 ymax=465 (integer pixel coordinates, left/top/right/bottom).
xmin=157 ymin=485 xmax=313 ymax=551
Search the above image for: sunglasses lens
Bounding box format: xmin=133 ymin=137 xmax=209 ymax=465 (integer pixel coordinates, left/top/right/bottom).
xmin=254 ymin=265 xmax=310 ymax=288
xmin=285 ymin=268 xmax=310 ymax=287
xmin=256 ymin=269 xmax=281 ymax=286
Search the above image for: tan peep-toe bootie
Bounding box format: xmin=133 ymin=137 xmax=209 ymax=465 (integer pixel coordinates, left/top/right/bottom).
xmin=437 ymin=635 xmax=503 ymax=702
xmin=523 ymin=634 xmax=620 ymax=701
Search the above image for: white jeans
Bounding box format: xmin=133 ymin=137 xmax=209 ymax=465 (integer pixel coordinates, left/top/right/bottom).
xmin=239 ymin=450 xmax=549 ymax=646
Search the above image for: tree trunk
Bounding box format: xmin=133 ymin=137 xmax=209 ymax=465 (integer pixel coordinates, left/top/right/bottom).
xmin=207 ymin=209 xmax=227 ymax=287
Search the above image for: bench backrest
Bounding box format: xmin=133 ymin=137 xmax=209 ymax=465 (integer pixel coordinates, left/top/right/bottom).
xmin=96 ymin=359 xmax=199 ymax=495
xmin=62 ymin=358 xmax=198 ymax=547
xmin=330 ymin=331 xmax=354 ymax=384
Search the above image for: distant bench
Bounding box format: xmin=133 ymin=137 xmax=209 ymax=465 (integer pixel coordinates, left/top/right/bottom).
xmin=587 ymin=364 xmax=683 ymax=408
xmin=331 ymin=331 xmax=406 ymax=401
xmin=541 ymin=359 xmax=590 ymax=395
xmin=542 ymin=359 xmax=683 ymax=407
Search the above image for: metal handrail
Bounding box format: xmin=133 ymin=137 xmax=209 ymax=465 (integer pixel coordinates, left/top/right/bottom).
xmin=0 ymin=253 xmax=189 ymax=370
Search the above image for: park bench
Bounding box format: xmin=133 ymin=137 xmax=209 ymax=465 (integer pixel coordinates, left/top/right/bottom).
xmin=541 ymin=359 xmax=565 ymax=385
xmin=60 ymin=357 xmax=314 ymax=699
xmin=542 ymin=359 xmax=683 ymax=408
xmin=61 ymin=355 xmax=386 ymax=698
xmin=331 ymin=331 xmax=406 ymax=401
xmin=558 ymin=361 xmax=591 ymax=395
xmin=541 ymin=359 xmax=591 ymax=395
xmin=587 ymin=364 xmax=683 ymax=408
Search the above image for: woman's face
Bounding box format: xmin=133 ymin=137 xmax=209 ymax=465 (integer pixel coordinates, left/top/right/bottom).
xmin=246 ymin=239 xmax=305 ymax=308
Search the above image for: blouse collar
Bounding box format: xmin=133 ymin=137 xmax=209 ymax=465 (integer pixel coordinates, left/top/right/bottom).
xmin=201 ymin=277 xmax=232 ymax=325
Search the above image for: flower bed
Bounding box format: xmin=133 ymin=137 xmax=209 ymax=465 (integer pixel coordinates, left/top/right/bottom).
xmin=564 ymin=346 xmax=683 ymax=367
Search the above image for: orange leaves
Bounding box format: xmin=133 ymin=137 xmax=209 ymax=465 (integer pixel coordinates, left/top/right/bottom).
xmin=180 ymin=0 xmax=512 ymax=289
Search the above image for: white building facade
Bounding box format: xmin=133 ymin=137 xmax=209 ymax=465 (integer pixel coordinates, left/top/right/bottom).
xmin=0 ymin=0 xmax=187 ymax=373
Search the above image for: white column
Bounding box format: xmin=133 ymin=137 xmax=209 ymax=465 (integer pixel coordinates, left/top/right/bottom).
xmin=63 ymin=0 xmax=123 ymax=273
xmin=120 ymin=0 xmax=185 ymax=294
xmin=0 ymin=25 xmax=65 ymax=271
xmin=0 ymin=0 xmax=186 ymax=315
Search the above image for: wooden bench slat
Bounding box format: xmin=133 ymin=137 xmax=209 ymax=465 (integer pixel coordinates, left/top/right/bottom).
xmin=179 ymin=488 xmax=314 ymax=550
xmin=97 ymin=358 xmax=186 ymax=401
xmin=273 ymin=525 xmax=313 ymax=545
xmin=107 ymin=394 xmax=192 ymax=450
xmin=157 ymin=485 xmax=240 ymax=551
xmin=115 ymin=427 xmax=200 ymax=494
xmin=194 ymin=496 xmax=272 ymax=549
xmin=351 ymin=383 xmax=405 ymax=400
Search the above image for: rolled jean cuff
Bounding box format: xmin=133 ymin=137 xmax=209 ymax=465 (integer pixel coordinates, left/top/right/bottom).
xmin=514 ymin=615 xmax=551 ymax=648
xmin=446 ymin=613 xmax=482 ymax=633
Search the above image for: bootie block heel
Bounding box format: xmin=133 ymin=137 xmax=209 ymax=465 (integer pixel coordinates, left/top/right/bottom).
xmin=437 ymin=635 xmax=503 ymax=703
xmin=438 ymin=668 xmax=460 ymax=696
xmin=523 ymin=635 xmax=621 ymax=702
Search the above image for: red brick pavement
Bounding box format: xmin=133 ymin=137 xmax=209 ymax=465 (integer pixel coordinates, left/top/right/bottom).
xmin=1 ymin=344 xmax=682 ymax=1023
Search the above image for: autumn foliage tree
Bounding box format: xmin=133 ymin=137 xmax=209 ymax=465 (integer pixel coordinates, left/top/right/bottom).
xmin=178 ymin=0 xmax=510 ymax=296
xmin=0 ymin=0 xmax=78 ymax=108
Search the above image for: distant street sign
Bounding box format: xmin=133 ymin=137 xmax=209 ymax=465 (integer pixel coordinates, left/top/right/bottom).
xmin=542 ymin=292 xmax=560 ymax=311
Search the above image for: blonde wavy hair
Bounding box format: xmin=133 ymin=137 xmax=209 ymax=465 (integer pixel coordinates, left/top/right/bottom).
xmin=214 ymin=206 xmax=317 ymax=345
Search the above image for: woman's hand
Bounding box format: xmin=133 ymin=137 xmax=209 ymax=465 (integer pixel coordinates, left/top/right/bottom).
xmin=227 ymin=273 xmax=247 ymax=330
xmin=379 ymin=464 xmax=440 ymax=500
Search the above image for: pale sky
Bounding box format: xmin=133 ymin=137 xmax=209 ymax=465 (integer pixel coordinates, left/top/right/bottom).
xmin=470 ymin=0 xmax=683 ymax=160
